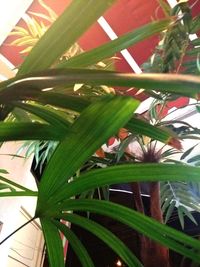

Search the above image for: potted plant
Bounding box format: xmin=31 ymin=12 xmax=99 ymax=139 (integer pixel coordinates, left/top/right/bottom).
xmin=1 ymin=1 xmax=200 ymax=267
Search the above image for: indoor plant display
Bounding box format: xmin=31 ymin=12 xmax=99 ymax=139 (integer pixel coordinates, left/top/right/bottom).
xmin=1 ymin=1 xmax=200 ymax=267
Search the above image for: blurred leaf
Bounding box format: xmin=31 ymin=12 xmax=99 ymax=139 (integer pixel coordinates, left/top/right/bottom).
xmin=0 ymin=183 xmax=15 ymax=192
xmin=127 ymin=116 xmax=173 ymax=144
xmin=0 ymin=122 xmax=65 ymax=141
xmin=12 ymin=107 xmax=30 ymax=122
xmin=190 ymin=15 xmax=200 ymax=34
xmin=161 ymin=148 xmax=180 ymax=158
xmin=53 ymin=220 xmax=95 ymax=267
xmin=0 ymin=169 xmax=9 ymax=174
xmin=179 ymin=205 xmax=198 ymax=226
xmin=0 ymin=191 xmax=37 ymax=197
xmin=187 ymin=155 xmax=200 ymax=163
xmin=13 ymin=102 xmax=70 ymax=129
xmin=57 ymin=19 xmax=171 ymax=69
xmin=51 ymin=199 xmax=200 ymax=263
xmin=40 ymin=218 xmax=64 ymax=267
xmin=161 ymin=179 xmax=200 ymax=227
xmin=0 ymin=175 xmax=37 ymax=195
xmin=58 ymin=213 xmax=143 ymax=267
xmin=37 ymin=96 xmax=139 ymax=207
xmin=116 ymin=135 xmax=133 ymax=162
xmin=18 ymin=0 xmax=115 ymax=75
xmin=37 ymin=0 xmax=57 ymax=21
xmin=35 ymin=92 xmax=91 ymax=113
xmin=2 ymin=70 xmax=200 ymax=103
xmin=196 ymin=105 xmax=200 ymax=113
xmin=180 ymin=144 xmax=198 ymax=160
xmin=28 ymin=11 xmax=55 ymax=23
xmin=178 ymin=206 xmax=185 ymax=229
xmin=162 ymin=196 xmax=173 ymax=214
xmin=164 ymin=200 xmax=176 ymax=223
xmin=158 ymin=0 xmax=171 ymax=16
xmin=45 ymin=163 xmax=200 ymax=205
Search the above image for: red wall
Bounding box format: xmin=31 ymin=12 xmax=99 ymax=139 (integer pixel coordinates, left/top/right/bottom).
xmin=0 ymin=0 xmax=163 ymax=70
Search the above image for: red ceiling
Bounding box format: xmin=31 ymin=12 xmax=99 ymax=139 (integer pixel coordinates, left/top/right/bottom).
xmin=1 ymin=0 xmax=200 ymax=69
xmin=0 ymin=0 xmax=164 ymax=69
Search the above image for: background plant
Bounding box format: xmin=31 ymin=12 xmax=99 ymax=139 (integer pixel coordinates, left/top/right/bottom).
xmin=1 ymin=1 xmax=200 ymax=267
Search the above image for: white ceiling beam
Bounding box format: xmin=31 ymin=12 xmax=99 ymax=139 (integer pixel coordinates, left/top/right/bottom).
xmin=97 ymin=16 xmax=142 ymax=74
xmin=0 ymin=0 xmax=33 ymax=46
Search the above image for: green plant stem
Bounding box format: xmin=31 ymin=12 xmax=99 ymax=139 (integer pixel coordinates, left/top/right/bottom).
xmin=0 ymin=176 xmax=36 ymax=193
xmin=0 ymin=217 xmax=35 ymax=245
xmin=0 ymin=191 xmax=38 ymax=197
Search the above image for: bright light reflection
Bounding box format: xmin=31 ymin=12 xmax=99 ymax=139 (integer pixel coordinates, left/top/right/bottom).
xmin=116 ymin=259 xmax=122 ymax=266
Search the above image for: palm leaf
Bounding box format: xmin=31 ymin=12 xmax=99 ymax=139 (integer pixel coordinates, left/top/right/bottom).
xmin=51 ymin=199 xmax=200 ymax=263
xmin=37 ymin=96 xmax=139 ymax=207
xmin=43 ymin=164 xmax=200 ymax=205
xmin=18 ymin=0 xmax=115 ymax=75
xmin=57 ymin=19 xmax=171 ymax=69
xmin=127 ymin=117 xmax=174 ymax=144
xmin=40 ymin=218 xmax=65 ymax=267
xmin=53 ymin=220 xmax=95 ymax=267
xmin=0 ymin=122 xmax=65 ymax=141
xmin=2 ymin=70 xmax=200 ymax=103
xmin=13 ymin=102 xmax=71 ymax=129
xmin=58 ymin=213 xmax=143 ymax=267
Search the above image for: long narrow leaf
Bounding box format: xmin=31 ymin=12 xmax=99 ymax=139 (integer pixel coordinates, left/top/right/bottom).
xmin=0 ymin=191 xmax=37 ymax=197
xmin=53 ymin=220 xmax=95 ymax=267
xmin=127 ymin=117 xmax=173 ymax=144
xmin=18 ymin=0 xmax=115 ymax=75
xmin=40 ymin=218 xmax=65 ymax=267
xmin=2 ymin=70 xmax=200 ymax=101
xmin=16 ymin=95 xmax=175 ymax=144
xmin=180 ymin=144 xmax=198 ymax=160
xmin=0 ymin=175 xmax=35 ymax=192
xmin=0 ymin=122 xmax=65 ymax=141
xmin=13 ymin=102 xmax=70 ymax=129
xmin=37 ymin=96 xmax=138 ymax=209
xmin=34 ymin=92 xmax=90 ymax=113
xmin=15 ymin=96 xmax=173 ymax=144
xmin=51 ymin=199 xmax=200 ymax=263
xmin=57 ymin=19 xmax=171 ymax=69
xmin=58 ymin=213 xmax=143 ymax=267
xmin=0 ymin=183 xmax=15 ymax=192
xmin=45 ymin=163 xmax=200 ymax=204
xmin=35 ymin=95 xmax=174 ymax=143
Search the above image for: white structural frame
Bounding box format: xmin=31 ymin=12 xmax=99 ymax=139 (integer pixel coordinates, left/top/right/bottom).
xmin=97 ymin=16 xmax=142 ymax=74
xmin=0 ymin=0 xmax=33 ymax=46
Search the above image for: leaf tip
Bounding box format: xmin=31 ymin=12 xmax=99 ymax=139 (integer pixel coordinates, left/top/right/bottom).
xmin=167 ymin=137 xmax=182 ymax=150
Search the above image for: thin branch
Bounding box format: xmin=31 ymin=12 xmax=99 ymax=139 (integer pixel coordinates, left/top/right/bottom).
xmin=0 ymin=191 xmax=38 ymax=197
xmin=0 ymin=217 xmax=36 ymax=245
xmin=0 ymin=176 xmax=36 ymax=193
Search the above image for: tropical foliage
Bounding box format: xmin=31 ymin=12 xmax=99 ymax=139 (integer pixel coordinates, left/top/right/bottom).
xmin=1 ymin=1 xmax=200 ymax=267
xmin=140 ymin=0 xmax=200 ymax=232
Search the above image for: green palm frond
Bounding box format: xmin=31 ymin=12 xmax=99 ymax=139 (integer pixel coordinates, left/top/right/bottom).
xmin=161 ymin=181 xmax=200 ymax=227
xmin=143 ymin=1 xmax=200 ymax=76
xmin=9 ymin=1 xmax=82 ymax=59
xmin=3 ymin=1 xmax=200 ymax=266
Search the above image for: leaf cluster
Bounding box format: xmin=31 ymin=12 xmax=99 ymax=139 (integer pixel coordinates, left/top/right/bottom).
xmin=1 ymin=1 xmax=200 ymax=267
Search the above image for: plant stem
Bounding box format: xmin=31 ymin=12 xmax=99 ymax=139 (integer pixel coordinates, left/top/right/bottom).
xmin=0 ymin=191 xmax=38 ymax=197
xmin=0 ymin=217 xmax=35 ymax=245
xmin=0 ymin=176 xmax=36 ymax=193
xmin=150 ymin=182 xmax=163 ymax=222
xmin=147 ymin=182 xmax=170 ymax=267
xmin=131 ymin=182 xmax=144 ymax=214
